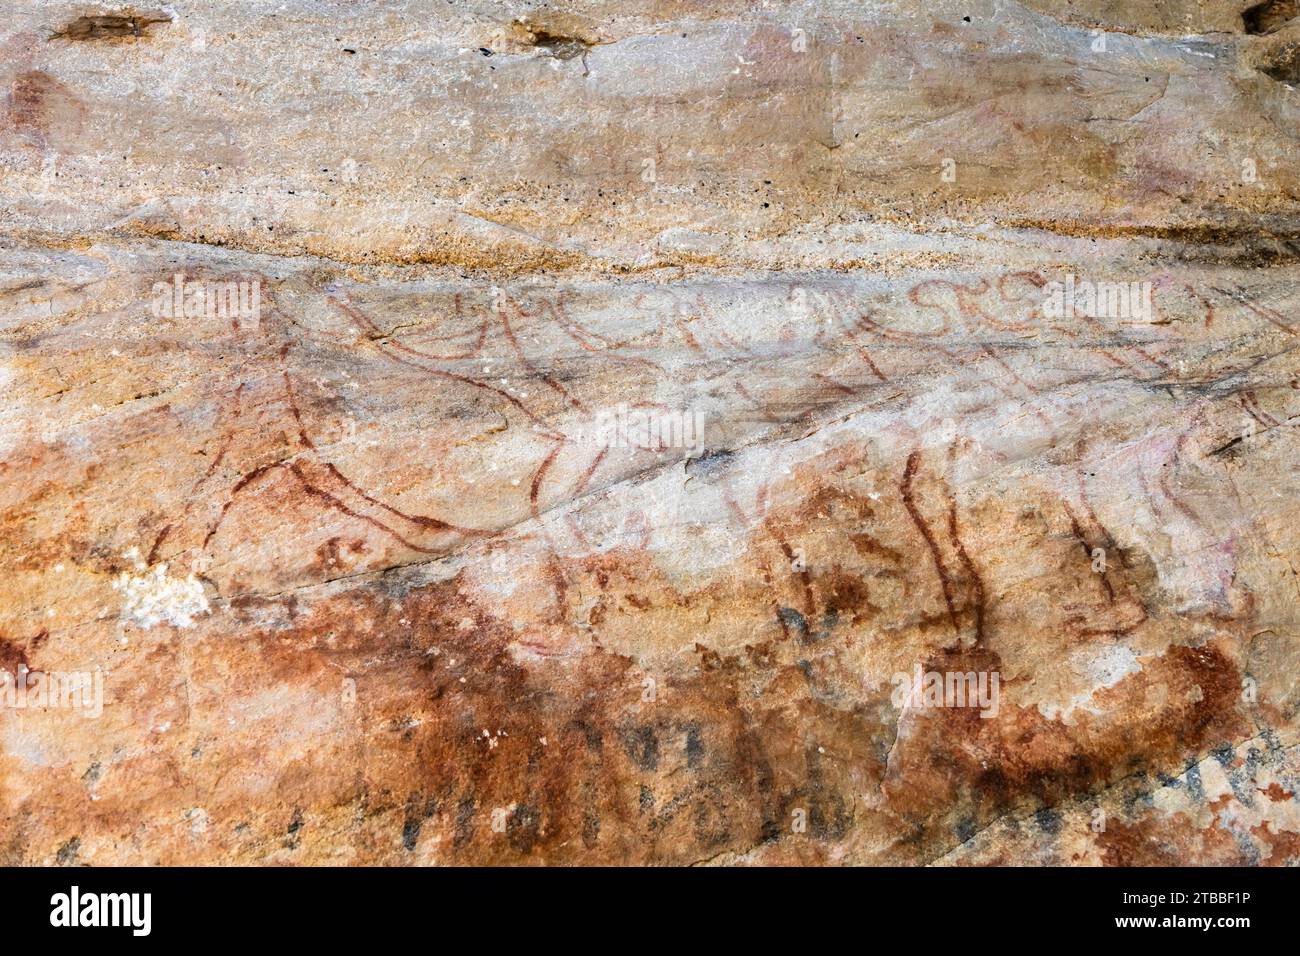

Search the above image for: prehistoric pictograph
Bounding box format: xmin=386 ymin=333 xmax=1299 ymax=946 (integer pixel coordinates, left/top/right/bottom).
xmin=1 ymin=0 xmax=1298 ymax=867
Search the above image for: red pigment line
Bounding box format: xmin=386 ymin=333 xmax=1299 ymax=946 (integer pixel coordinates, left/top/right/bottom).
xmin=564 ymin=513 xmax=591 ymax=549
xmin=715 ymin=328 xmax=753 ymax=356
xmin=194 ymin=382 xmax=244 ymax=483
xmin=1135 ymin=468 xmax=1162 ymax=525
xmin=946 ymin=495 xmax=986 ymax=645
xmin=552 ymin=293 xmax=666 ymax=369
xmin=856 ymin=347 xmax=888 ymax=382
xmin=1132 ymin=344 xmax=1171 ymax=372
xmin=151 ymin=407 xmax=242 ymax=563
xmin=556 ymin=319 xmax=663 ymax=371
xmin=552 ymin=294 xmax=617 ymax=347
xmin=203 ymin=461 xmax=286 ymax=547
xmin=675 ymin=319 xmax=707 ymax=355
xmin=545 ymin=555 xmax=569 ymax=618
xmin=418 ymin=292 xmax=490 ymax=358
xmin=405 ymin=293 xmax=490 ymax=348
xmin=1063 ymin=501 xmax=1116 ymax=604
xmin=281 ymin=371 xmax=316 ymax=450
xmin=530 ymin=442 xmax=562 ymax=521
xmin=498 ymin=307 xmax=587 ymax=413
xmin=906 ymin=282 xmax=956 ymax=337
xmin=723 ymin=489 xmax=749 ymax=528
xmin=315 ymin=461 xmax=489 ymax=536
xmin=814 ymin=372 xmax=856 ymax=396
xmin=977 ymin=342 xmax=1040 ymax=395
xmin=1188 ymin=286 xmax=1215 ymax=329
xmin=899 ymin=450 xmax=960 ymax=633
xmin=1096 ymin=348 xmax=1131 ymax=370
xmin=147 ymin=523 xmax=172 ymax=566
xmin=200 ymin=435 xmax=231 ymax=482
xmin=971 ymin=342 xmax=1055 ymax=433
xmin=573 ymin=446 xmax=608 ymax=496
xmin=335 ymin=295 xmax=488 ymax=361
xmin=1239 ymin=394 xmax=1269 ymax=430
xmin=856 ymin=313 xmax=932 ymax=345
xmin=858 ymin=315 xmax=1055 ymax=434
xmin=630 ymin=509 xmax=652 ymax=550
xmin=733 ymin=381 xmax=779 ymax=424
xmin=372 ymin=339 xmax=561 ymax=438
xmin=1160 ymin=429 xmax=1203 ymax=526
xmin=286 ymin=462 xmax=442 ymax=554
xmin=1246 ymin=390 xmax=1281 ymax=427
xmin=1239 ymin=296 xmax=1295 ymax=336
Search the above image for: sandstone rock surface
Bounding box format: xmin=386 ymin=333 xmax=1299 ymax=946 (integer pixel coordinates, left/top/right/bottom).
xmin=1 ymin=0 xmax=1298 ymax=865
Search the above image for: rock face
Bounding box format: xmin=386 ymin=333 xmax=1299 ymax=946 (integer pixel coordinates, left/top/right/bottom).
xmin=1 ymin=0 xmax=1298 ymax=866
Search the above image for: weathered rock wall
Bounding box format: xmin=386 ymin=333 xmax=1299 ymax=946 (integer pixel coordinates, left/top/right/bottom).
xmin=0 ymin=0 xmax=1297 ymax=864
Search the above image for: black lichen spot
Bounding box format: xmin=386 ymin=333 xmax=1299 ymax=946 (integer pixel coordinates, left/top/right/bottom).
xmin=284 ymin=808 xmax=304 ymax=849
xmin=401 ymin=794 xmax=438 ymax=851
xmin=51 ymin=11 xmax=172 ymax=41
xmin=621 ymin=725 xmax=660 ymax=771
xmin=809 ymin=792 xmax=852 ymax=840
xmin=1243 ymin=0 xmax=1298 ymax=35
xmin=1212 ymin=742 xmax=1236 ymax=768
xmin=685 ymin=448 xmax=734 ymax=476
xmin=401 ymin=817 xmax=421 ymax=851
xmin=1257 ymin=42 xmax=1300 ymax=84
xmin=817 ymin=608 xmax=840 ymax=642
xmin=693 ymin=790 xmax=731 ymax=849
xmin=1184 ymin=763 xmax=1205 ymax=802
xmin=684 ymin=723 xmax=705 ymax=769
xmin=453 ymin=798 xmax=476 ymax=850
xmin=1034 ymin=807 xmax=1062 ymax=835
xmin=803 ymin=751 xmax=852 ymax=840
xmin=568 ymin=717 xmax=603 ymax=752
xmin=55 ymin=836 xmax=80 ymax=865
xmin=507 ymin=804 xmax=541 ymax=853
xmin=778 ymin=606 xmax=811 ymax=643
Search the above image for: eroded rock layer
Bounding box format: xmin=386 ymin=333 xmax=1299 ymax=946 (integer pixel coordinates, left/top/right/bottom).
xmin=0 ymin=0 xmax=1297 ymax=865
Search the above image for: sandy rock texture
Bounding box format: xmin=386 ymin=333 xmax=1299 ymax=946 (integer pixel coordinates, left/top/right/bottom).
xmin=1 ymin=0 xmax=1298 ymax=865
